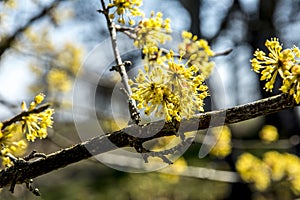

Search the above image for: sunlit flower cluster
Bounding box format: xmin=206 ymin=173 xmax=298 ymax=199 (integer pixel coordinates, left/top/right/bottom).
xmin=108 ymin=0 xmax=144 ymax=25
xmin=129 ymin=67 xmax=181 ymax=122
xmin=236 ymin=152 xmax=272 ymax=191
xmin=178 ymin=31 xmax=215 ymax=78
xmin=47 ymin=68 xmax=72 ymax=92
xmin=57 ymin=42 xmax=83 ymax=75
xmin=209 ymin=126 xmax=232 ymax=158
xmin=0 ymin=123 xmax=27 ymax=167
xmin=251 ymin=38 xmax=300 ymax=103
xmin=134 ymin=11 xmax=172 ymax=58
xmin=2 ymin=0 xmax=16 ymax=8
xmin=0 ymin=94 xmax=54 ymax=167
xmin=21 ymin=93 xmax=54 ymax=142
xmin=130 ymin=50 xmax=209 ymax=122
xmin=259 ymin=125 xmax=278 ymax=143
xmin=236 ymin=151 xmax=300 ymax=194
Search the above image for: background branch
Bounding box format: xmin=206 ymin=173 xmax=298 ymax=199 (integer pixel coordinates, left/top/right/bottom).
xmin=0 ymin=0 xmax=60 ymax=58
xmin=0 ymin=93 xmax=296 ymax=188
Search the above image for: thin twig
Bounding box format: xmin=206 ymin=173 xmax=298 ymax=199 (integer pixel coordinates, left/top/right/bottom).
xmin=115 ymin=25 xmax=137 ymax=39
xmin=213 ymin=48 xmax=233 ymax=57
xmin=99 ymin=0 xmax=139 ymax=124
xmin=1 ymin=104 xmax=50 ymax=130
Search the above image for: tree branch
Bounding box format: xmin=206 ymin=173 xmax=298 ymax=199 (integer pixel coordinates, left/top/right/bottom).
xmin=98 ymin=1 xmax=140 ymax=124
xmin=0 ymin=0 xmax=61 ymax=58
xmin=1 ymin=104 xmax=50 ymax=130
xmin=0 ymin=93 xmax=297 ymax=188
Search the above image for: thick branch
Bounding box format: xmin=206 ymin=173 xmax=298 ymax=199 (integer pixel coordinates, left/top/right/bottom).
xmin=0 ymin=93 xmax=297 ymax=188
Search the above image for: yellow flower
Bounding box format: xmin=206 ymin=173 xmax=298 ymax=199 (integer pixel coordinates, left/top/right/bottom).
xmin=164 ymin=51 xmax=209 ymax=118
xmin=47 ymin=68 xmax=72 ymax=92
xmin=250 ymin=38 xmax=295 ymax=92
xmin=130 ymin=49 xmax=209 ymax=122
xmin=0 ymin=94 xmax=54 ymax=167
xmin=130 ymin=67 xmax=181 ymax=122
xmin=21 ymin=94 xmax=54 ymax=142
xmin=209 ymin=126 xmax=232 ymax=158
xmin=263 ymin=151 xmax=285 ymax=181
xmin=236 ymin=153 xmax=271 ymax=191
xmin=259 ymin=125 xmax=278 ymax=143
xmin=0 ymin=123 xmax=28 ymax=167
xmin=3 ymin=0 xmax=16 ymax=8
xmin=178 ymin=31 xmax=215 ymax=78
xmin=56 ymin=42 xmax=83 ymax=75
xmin=280 ymin=63 xmax=300 ymax=103
xmin=134 ymin=11 xmax=172 ymax=59
xmin=108 ymin=0 xmax=144 ymax=25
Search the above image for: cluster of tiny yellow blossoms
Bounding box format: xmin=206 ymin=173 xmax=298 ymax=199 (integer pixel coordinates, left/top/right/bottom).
xmin=129 ymin=67 xmax=181 ymax=122
xmin=178 ymin=31 xmax=215 ymax=78
xmin=21 ymin=93 xmax=54 ymax=142
xmin=2 ymin=0 xmax=16 ymax=8
xmin=209 ymin=126 xmax=232 ymax=158
xmin=134 ymin=11 xmax=172 ymax=58
xmin=129 ymin=50 xmax=209 ymax=122
xmin=0 ymin=123 xmax=27 ymax=167
xmin=0 ymin=94 xmax=54 ymax=167
xmin=108 ymin=0 xmax=144 ymax=25
xmin=236 ymin=151 xmax=300 ymax=194
xmin=259 ymin=125 xmax=278 ymax=143
xmin=236 ymin=152 xmax=270 ymax=191
xmin=47 ymin=68 xmax=72 ymax=93
xmin=57 ymin=42 xmax=83 ymax=75
xmin=251 ymin=38 xmax=300 ymax=103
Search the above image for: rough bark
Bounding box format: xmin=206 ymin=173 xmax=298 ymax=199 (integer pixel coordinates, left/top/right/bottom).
xmin=0 ymin=93 xmax=296 ymax=188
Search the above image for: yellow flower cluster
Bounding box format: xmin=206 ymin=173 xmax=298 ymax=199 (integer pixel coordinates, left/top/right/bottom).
xmin=21 ymin=28 xmax=83 ymax=96
xmin=209 ymin=126 xmax=232 ymax=158
xmin=0 ymin=123 xmax=27 ymax=167
xmin=251 ymin=38 xmax=300 ymax=103
xmin=21 ymin=93 xmax=54 ymax=142
xmin=0 ymin=94 xmax=54 ymax=167
xmin=130 ymin=67 xmax=181 ymax=122
xmin=108 ymin=0 xmax=144 ymax=25
xmin=178 ymin=31 xmax=215 ymax=78
xmin=134 ymin=11 xmax=172 ymax=58
xmin=129 ymin=50 xmax=209 ymax=122
xmin=47 ymin=68 xmax=72 ymax=93
xmin=3 ymin=0 xmax=16 ymax=8
xmin=236 ymin=151 xmax=300 ymax=194
xmin=57 ymin=42 xmax=83 ymax=75
xmin=259 ymin=125 xmax=278 ymax=143
xmin=236 ymin=152 xmax=270 ymax=191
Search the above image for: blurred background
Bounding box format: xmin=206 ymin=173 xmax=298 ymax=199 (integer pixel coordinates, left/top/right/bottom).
xmin=1 ymin=0 xmax=300 ymax=199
